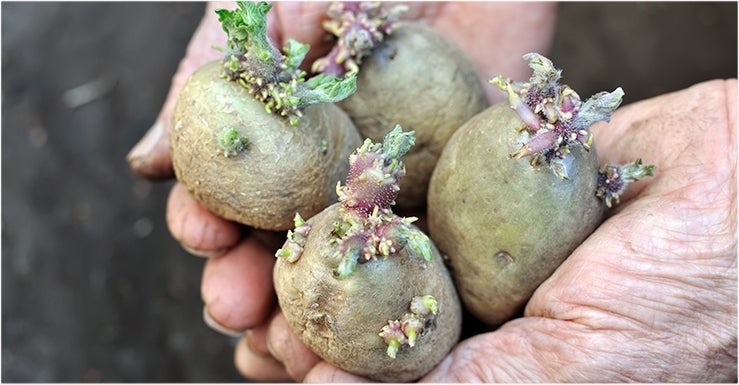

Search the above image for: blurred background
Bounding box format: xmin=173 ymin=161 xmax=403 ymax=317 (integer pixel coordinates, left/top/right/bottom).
xmin=2 ymin=2 xmax=736 ymax=382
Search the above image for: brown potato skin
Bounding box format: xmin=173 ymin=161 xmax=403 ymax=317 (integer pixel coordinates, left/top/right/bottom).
xmin=170 ymin=61 xmax=362 ymax=231
xmin=273 ymin=203 xmax=462 ymax=382
xmin=339 ymin=22 xmax=489 ymax=210
xmin=427 ymin=103 xmax=605 ymax=328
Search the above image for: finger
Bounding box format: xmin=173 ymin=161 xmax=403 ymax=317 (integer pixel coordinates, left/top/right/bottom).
xmin=266 ymin=311 xmax=322 ymax=382
xmin=303 ymin=361 xmax=373 ymax=383
xmin=419 ymin=318 xmax=595 ymax=383
xmin=126 ymin=119 xmax=173 ymax=180
xmin=271 ymin=2 xmax=334 ymax=69
xmin=243 ymin=317 xmax=272 ymax=357
xmin=166 ymin=183 xmax=241 ymax=258
xmin=128 ymin=2 xmax=228 ymax=179
xmin=430 ymin=2 xmax=557 ymax=104
xmin=202 ymin=237 xmax=277 ymax=333
xmin=234 ymin=334 xmax=292 ymax=382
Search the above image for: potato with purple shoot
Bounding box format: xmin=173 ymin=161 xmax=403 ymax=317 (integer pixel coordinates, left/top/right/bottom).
xmin=170 ymin=1 xmax=362 ymax=231
xmin=274 ymin=126 xmax=462 ymax=382
xmin=428 ymin=53 xmax=654 ymax=328
xmin=313 ymin=2 xmax=489 ymax=210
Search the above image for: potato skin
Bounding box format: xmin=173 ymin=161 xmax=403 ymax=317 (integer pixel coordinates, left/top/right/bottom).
xmin=170 ymin=60 xmax=362 ymax=231
xmin=427 ymin=103 xmax=605 ymax=327
xmin=273 ymin=203 xmax=462 ymax=382
xmin=339 ymin=22 xmax=489 ymax=210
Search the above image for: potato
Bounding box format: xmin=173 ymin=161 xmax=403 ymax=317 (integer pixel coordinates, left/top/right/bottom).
xmin=428 ymin=54 xmax=627 ymax=327
xmin=274 ymin=203 xmax=461 ymax=382
xmin=273 ymin=127 xmax=461 ymax=382
xmin=313 ymin=2 xmax=489 ymax=210
xmin=428 ymin=103 xmax=604 ymax=327
xmin=170 ymin=60 xmax=361 ymax=231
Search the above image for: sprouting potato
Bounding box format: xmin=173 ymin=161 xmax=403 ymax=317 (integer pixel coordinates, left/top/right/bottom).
xmin=428 ymin=53 xmax=654 ymax=327
xmin=274 ymin=127 xmax=462 ymax=382
xmin=313 ymin=2 xmax=489 ymax=210
xmin=170 ymin=1 xmax=362 ymax=231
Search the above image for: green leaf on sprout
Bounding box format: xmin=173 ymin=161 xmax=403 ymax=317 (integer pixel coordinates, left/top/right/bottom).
xmin=216 ymin=1 xmax=274 ymax=62
xmin=381 ymin=125 xmax=415 ymax=160
xmin=397 ymin=225 xmax=432 ymax=262
xmin=335 ymin=251 xmax=358 ymax=279
xmin=217 ymin=127 xmax=248 ymax=157
xmin=523 ymin=52 xmax=561 ymax=85
xmin=282 ymin=39 xmax=309 ymax=74
xmin=573 ymin=87 xmax=625 ymax=129
xmin=298 ymin=72 xmax=358 ymax=107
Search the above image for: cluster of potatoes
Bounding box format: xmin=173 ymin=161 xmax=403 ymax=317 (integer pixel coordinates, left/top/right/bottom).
xmin=170 ymin=2 xmax=627 ymax=382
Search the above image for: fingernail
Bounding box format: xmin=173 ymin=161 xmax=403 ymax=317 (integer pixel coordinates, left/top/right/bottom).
xmin=182 ymin=244 xmax=228 ymax=258
xmin=203 ymin=306 xmax=245 ymax=337
xmin=127 ymin=121 xmax=164 ymax=166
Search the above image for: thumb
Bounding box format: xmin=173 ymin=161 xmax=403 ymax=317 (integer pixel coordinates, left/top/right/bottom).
xmin=127 ymin=2 xmax=227 ymax=179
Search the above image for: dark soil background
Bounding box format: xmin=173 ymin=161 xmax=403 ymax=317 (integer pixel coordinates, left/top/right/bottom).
xmin=2 ymin=2 xmax=736 ymax=382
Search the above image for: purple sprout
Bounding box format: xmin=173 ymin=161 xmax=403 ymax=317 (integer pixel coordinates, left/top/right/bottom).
xmin=491 ymin=53 xmax=625 ymax=179
xmin=275 ymin=213 xmax=311 ymax=262
xmin=331 ymin=126 xmax=432 ymax=279
xmin=597 ymin=159 xmax=656 ymax=207
xmin=379 ymin=295 xmax=439 ymax=358
xmin=312 ymin=2 xmax=408 ymax=77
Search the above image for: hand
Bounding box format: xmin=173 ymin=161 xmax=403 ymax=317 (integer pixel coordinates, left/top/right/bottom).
xmin=179 ymin=78 xmax=739 ymax=382
xmin=129 ymin=2 xmax=738 ymax=382
xmin=301 ymin=79 xmax=738 ymax=382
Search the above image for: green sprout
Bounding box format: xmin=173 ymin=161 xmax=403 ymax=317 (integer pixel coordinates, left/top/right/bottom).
xmin=215 ymin=1 xmax=357 ymax=126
